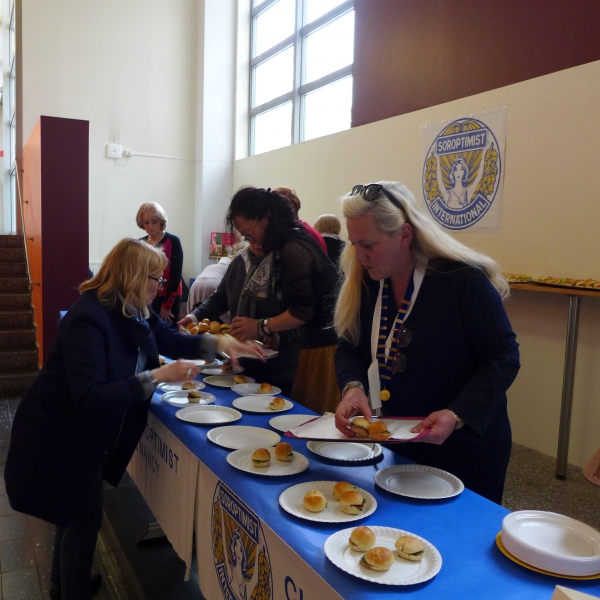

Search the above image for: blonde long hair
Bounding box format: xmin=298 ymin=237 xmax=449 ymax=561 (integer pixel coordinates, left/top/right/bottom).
xmin=335 ymin=181 xmax=509 ymax=345
xmin=79 ymin=238 xmax=167 ymax=319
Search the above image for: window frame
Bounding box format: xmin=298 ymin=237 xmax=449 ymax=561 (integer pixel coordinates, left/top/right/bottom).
xmin=249 ymin=0 xmax=354 ymax=155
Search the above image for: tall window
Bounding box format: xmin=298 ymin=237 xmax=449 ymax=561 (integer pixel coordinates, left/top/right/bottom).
xmin=250 ymin=0 xmax=354 ymax=156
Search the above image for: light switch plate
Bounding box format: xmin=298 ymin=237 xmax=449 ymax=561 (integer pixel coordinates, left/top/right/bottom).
xmin=106 ymin=143 xmax=122 ymax=159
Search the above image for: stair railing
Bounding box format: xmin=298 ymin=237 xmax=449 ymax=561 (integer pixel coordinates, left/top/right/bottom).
xmin=15 ymin=159 xmax=37 ymax=292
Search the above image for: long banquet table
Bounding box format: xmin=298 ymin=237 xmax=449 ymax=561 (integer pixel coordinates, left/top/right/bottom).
xmin=127 ymin=376 xmax=600 ymax=600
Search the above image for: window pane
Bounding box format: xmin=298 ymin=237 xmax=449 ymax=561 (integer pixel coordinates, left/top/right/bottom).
xmin=302 ymin=76 xmax=352 ymax=142
xmin=253 ymin=47 xmax=294 ymax=107
xmin=253 ymin=102 xmax=292 ymax=155
xmin=305 ymin=0 xmax=347 ymax=25
xmin=254 ymin=0 xmax=295 ymax=57
xmin=304 ymin=11 xmax=354 ymax=84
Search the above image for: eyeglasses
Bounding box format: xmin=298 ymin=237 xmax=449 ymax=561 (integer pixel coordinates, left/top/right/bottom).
xmin=148 ymin=275 xmax=167 ymax=289
xmin=390 ymin=325 xmax=412 ymax=374
xmin=351 ymin=184 xmax=406 ymax=215
xmin=242 ymin=218 xmax=258 ymax=242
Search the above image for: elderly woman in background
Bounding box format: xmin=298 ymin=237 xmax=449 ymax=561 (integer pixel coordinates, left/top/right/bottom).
xmin=314 ymin=213 xmax=344 ymax=267
xmin=136 ymin=202 xmax=183 ymax=323
xmin=334 ymin=181 xmax=520 ymax=503
xmin=5 ymin=238 xmax=261 ymax=600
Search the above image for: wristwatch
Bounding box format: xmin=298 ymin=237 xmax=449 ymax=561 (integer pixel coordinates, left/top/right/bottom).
xmin=342 ymin=380 xmax=365 ymax=399
xmin=448 ymin=410 xmax=464 ymax=430
xmin=262 ymin=319 xmax=272 ymax=335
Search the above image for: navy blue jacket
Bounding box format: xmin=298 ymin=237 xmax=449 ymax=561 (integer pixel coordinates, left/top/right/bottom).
xmin=335 ymin=260 xmax=520 ymax=502
xmin=5 ymin=291 xmax=214 ymax=526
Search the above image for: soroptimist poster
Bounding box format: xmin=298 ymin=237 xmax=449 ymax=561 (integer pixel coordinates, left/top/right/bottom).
xmin=422 ymin=107 xmax=506 ymax=232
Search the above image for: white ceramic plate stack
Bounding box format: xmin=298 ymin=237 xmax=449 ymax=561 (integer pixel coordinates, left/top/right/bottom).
xmin=231 ymin=383 xmax=281 ymax=396
xmin=269 ymin=414 xmax=314 ymax=433
xmin=174 ymin=405 xmax=242 ymax=425
xmin=278 ymin=481 xmax=377 ymax=523
xmin=501 ymin=511 xmax=600 ymax=577
xmin=307 ymin=441 xmax=383 ymax=462
xmin=232 ymin=396 xmax=293 ymax=413
xmin=157 ymin=381 xmax=205 ymax=392
xmin=203 ymin=375 xmax=255 ymax=388
xmin=226 ymin=446 xmax=309 ymax=477
xmin=374 ymin=464 xmax=464 ymax=500
xmin=206 ymin=425 xmax=281 ymax=450
xmin=324 ymin=526 xmax=442 ymax=585
xmin=161 ymin=390 xmax=216 ymax=406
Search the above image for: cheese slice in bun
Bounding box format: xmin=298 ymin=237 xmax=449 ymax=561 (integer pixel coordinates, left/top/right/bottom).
xmin=251 ymin=448 xmax=271 ymax=468
xmin=269 ymin=397 xmax=286 ymax=411
xmin=395 ymin=536 xmax=424 ymax=561
xmin=332 ymin=481 xmax=357 ymax=501
xmin=340 ymin=490 xmax=366 ymax=515
xmin=187 ymin=390 xmax=201 ymax=403
xmin=350 ymin=417 xmax=370 ymax=437
xmin=349 ymin=526 xmax=376 ymax=552
xmin=274 ymin=442 xmax=293 ymax=462
xmin=303 ymin=490 xmax=327 ymax=512
xmin=181 ymin=381 xmax=195 ymax=390
xmin=360 ymin=547 xmax=394 ymax=571
xmin=368 ymin=420 xmax=390 ymax=441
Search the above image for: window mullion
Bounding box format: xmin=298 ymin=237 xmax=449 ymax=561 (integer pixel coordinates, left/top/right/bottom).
xmin=291 ymin=0 xmax=303 ymax=145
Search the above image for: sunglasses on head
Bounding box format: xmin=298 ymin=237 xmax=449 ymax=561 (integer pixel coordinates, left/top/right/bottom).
xmin=351 ymin=184 xmax=406 ymax=214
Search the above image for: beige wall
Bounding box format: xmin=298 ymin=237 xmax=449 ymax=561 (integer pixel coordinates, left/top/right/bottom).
xmin=233 ymin=61 xmax=600 ymax=468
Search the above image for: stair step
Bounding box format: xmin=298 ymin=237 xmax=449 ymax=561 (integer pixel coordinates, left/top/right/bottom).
xmin=0 ymin=329 xmax=36 ymax=350
xmin=0 ymin=311 xmax=35 ymax=331
xmin=0 ymin=349 xmax=39 ymax=372
xmin=0 ymin=235 xmax=25 ymax=249
xmin=0 ymin=294 xmax=32 ymax=311
xmin=0 ymin=247 xmax=26 ymax=263
xmin=0 ymin=278 xmax=30 ymax=294
xmin=0 ymin=369 xmax=38 ymax=396
xmin=0 ymin=263 xmax=27 ymax=278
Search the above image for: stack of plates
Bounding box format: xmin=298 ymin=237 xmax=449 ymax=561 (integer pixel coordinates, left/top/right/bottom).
xmin=500 ymin=511 xmax=600 ymax=577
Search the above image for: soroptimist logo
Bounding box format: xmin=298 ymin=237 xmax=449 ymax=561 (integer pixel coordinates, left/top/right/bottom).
xmin=212 ymin=481 xmax=273 ymax=600
xmin=422 ymin=117 xmax=501 ymax=230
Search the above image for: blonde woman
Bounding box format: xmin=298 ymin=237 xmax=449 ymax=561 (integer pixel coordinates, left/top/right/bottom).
xmin=334 ymin=181 xmax=519 ymax=503
xmin=5 ymin=238 xmax=261 ymax=600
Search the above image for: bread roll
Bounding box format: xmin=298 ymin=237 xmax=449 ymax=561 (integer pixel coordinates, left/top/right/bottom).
xmin=269 ymin=397 xmax=286 ymax=411
xmin=258 ymin=382 xmax=273 ymax=394
xmin=221 ymin=361 xmax=233 ymax=372
xmin=395 ymin=536 xmax=424 ymax=561
xmin=274 ymin=442 xmax=293 ymax=462
xmin=303 ymin=490 xmax=327 ymax=512
xmin=181 ymin=381 xmax=195 ymax=390
xmin=251 ymin=448 xmax=271 ymax=468
xmin=187 ymin=390 xmax=201 ymax=403
xmin=349 ymin=526 xmax=376 ymax=552
xmin=234 ymin=375 xmax=247 ymax=385
xmin=332 ymin=481 xmax=357 ymax=501
xmin=368 ymin=420 xmax=390 ymax=441
xmin=360 ymin=547 xmax=394 ymax=571
xmin=339 ymin=490 xmax=365 ymax=515
xmin=350 ymin=417 xmax=370 ymax=437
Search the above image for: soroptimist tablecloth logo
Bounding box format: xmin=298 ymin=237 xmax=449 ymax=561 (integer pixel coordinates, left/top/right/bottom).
xmin=212 ymin=482 xmax=273 ymax=600
xmin=422 ymin=108 xmax=506 ymax=232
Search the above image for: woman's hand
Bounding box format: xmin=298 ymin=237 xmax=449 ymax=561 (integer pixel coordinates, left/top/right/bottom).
xmin=334 ymin=387 xmax=372 ymax=436
xmin=410 ymin=409 xmax=457 ymax=445
xmin=177 ymin=316 xmax=193 ymax=331
xmin=160 ymin=307 xmax=174 ymax=322
xmin=151 ymin=359 xmax=199 ymax=383
xmin=219 ymin=336 xmax=265 ymax=363
xmin=229 ymin=317 xmax=260 ymax=341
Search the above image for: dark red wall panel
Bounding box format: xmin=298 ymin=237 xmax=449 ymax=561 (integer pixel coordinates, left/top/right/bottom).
xmin=352 ymin=0 xmax=600 ymax=127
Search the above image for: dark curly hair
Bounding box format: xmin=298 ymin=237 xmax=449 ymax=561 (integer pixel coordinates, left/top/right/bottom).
xmin=225 ymin=186 xmax=296 ymax=255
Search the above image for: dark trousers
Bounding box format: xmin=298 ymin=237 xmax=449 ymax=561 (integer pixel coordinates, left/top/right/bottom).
xmin=50 ymin=468 xmax=104 ymax=600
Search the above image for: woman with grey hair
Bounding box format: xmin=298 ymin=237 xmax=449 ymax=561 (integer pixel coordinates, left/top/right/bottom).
xmin=334 ymin=181 xmax=520 ymax=503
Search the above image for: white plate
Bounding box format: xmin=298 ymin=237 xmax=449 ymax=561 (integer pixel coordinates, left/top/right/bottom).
xmin=207 ymin=425 xmax=281 ymax=450
xmin=226 ymin=446 xmax=309 ymax=476
xmin=232 ymin=396 xmax=293 ymax=413
xmin=307 ymin=441 xmax=383 ymax=462
xmin=269 ymin=414 xmax=315 ymax=433
xmin=279 ymin=481 xmax=377 ymax=523
xmin=201 ymin=365 xmax=245 ymax=375
xmin=232 ymin=383 xmax=282 ymax=396
xmin=161 ymin=390 xmax=216 ymax=406
xmin=174 ymin=405 xmax=242 ymax=425
xmin=324 ymin=526 xmax=442 ymax=586
xmin=501 ymin=511 xmax=600 ymax=577
xmin=203 ymin=375 xmax=255 ymax=388
xmin=374 ymin=464 xmax=464 ymax=499
xmin=157 ymin=380 xmax=205 ymax=392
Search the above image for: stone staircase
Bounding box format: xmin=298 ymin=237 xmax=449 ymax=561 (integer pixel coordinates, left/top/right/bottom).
xmin=0 ymin=234 xmax=39 ymax=396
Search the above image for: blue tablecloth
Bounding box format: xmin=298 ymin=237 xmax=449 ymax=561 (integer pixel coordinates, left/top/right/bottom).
xmin=149 ymin=378 xmax=600 ymax=599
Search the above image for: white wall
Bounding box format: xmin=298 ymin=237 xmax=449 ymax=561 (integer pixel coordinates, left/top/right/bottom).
xmin=233 ymin=61 xmax=600 ymax=468
xmin=21 ymin=0 xmax=198 ymax=282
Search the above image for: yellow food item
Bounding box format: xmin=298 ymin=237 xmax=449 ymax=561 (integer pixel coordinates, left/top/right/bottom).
xmin=189 ymin=326 xmax=199 ymax=335
xmin=202 ymin=318 xmax=211 ymax=325
xmin=198 ymin=323 xmax=210 ymax=333
xmin=185 ymin=322 xmax=196 ymax=332
xmin=209 ymin=323 xmax=221 ymax=334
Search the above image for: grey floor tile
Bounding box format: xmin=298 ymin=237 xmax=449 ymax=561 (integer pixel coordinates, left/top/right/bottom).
xmin=6 ymin=402 xmax=19 ymax=424
xmin=0 ymin=516 xmax=30 ymax=544
xmin=0 ymin=401 xmax=10 ymax=424
xmin=0 ymin=498 xmax=17 ymax=519
xmin=31 ymin=536 xmax=54 ymax=571
xmin=2 ymin=566 xmax=41 ymax=600
xmin=0 ymin=538 xmax=35 ymax=573
xmin=26 ymin=519 xmax=53 ymax=541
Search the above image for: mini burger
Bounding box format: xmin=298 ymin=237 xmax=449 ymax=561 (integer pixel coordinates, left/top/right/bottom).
xmin=332 ymin=481 xmax=357 ymax=501
xmin=339 ymin=490 xmax=366 ymax=515
xmin=360 ymin=547 xmax=394 ymax=571
xmin=187 ymin=390 xmax=201 ymax=403
xmin=349 ymin=526 xmax=376 ymax=552
xmin=234 ymin=375 xmax=247 ymax=385
xmin=274 ymin=442 xmax=293 ymax=462
xmin=395 ymin=536 xmax=424 ymax=561
xmin=350 ymin=417 xmax=370 ymax=437
xmin=251 ymin=448 xmax=271 ymax=468
xmin=182 ymin=381 xmax=196 ymax=390
xmin=221 ymin=361 xmax=233 ymax=372
xmin=269 ymin=397 xmax=286 ymax=411
xmin=258 ymin=382 xmax=274 ymax=394
xmin=303 ymin=490 xmax=327 ymax=512
xmin=368 ymin=420 xmax=390 ymax=441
